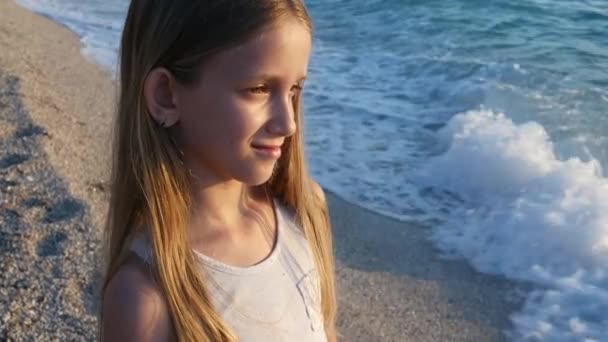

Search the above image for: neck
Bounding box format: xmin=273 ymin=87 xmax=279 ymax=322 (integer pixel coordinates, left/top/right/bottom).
xmin=191 ymin=180 xmax=263 ymax=223
xmin=184 ymin=168 xmax=270 ymax=239
xmin=173 ymin=139 xmax=273 ymax=240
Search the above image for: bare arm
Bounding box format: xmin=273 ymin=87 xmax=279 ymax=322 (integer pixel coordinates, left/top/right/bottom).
xmin=101 ymin=254 xmax=174 ymax=342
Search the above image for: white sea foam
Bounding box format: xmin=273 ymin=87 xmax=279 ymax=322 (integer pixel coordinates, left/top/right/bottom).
xmin=421 ymin=109 xmax=608 ymax=340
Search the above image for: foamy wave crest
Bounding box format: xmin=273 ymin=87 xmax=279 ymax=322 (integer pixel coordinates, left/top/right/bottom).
xmin=422 ymin=109 xmax=608 ymax=341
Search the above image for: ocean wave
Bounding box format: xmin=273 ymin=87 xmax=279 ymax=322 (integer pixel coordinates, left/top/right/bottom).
xmin=421 ymin=109 xmax=608 ymax=340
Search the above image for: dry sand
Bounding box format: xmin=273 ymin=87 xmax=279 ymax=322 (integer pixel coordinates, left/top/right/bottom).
xmin=0 ymin=1 xmax=525 ymax=341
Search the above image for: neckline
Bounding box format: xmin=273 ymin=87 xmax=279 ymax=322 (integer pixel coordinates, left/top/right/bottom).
xmin=192 ymin=197 xmax=283 ymax=275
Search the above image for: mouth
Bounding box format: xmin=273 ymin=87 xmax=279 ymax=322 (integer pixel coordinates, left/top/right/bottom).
xmin=251 ymin=143 xmax=282 ymax=159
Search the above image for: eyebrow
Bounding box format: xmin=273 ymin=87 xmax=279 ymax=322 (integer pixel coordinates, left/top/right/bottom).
xmin=251 ymin=74 xmax=307 ymax=82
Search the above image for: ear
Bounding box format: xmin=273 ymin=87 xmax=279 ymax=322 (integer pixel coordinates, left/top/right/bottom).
xmin=143 ymin=67 xmax=181 ymax=128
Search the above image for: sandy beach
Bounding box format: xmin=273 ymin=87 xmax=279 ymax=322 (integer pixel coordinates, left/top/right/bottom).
xmin=0 ymin=1 xmax=525 ymax=341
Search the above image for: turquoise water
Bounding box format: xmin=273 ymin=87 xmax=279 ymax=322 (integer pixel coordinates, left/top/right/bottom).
xmin=16 ymin=0 xmax=608 ymax=340
xmin=305 ymin=0 xmax=608 ymax=210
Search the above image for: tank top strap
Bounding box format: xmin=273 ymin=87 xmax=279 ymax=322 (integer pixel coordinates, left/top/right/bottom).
xmin=129 ymin=232 xmax=154 ymax=265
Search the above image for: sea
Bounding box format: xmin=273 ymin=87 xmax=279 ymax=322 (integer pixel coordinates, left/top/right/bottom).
xmin=14 ymin=0 xmax=608 ymax=340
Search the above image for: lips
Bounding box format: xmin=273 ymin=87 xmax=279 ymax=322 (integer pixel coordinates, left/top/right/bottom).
xmin=251 ymin=142 xmax=282 ymax=150
xmin=252 ymin=144 xmax=281 ymax=150
xmin=251 ymin=143 xmax=283 ymax=158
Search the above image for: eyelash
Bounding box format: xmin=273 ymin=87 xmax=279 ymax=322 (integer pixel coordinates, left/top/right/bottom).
xmin=249 ymin=84 xmax=303 ymax=96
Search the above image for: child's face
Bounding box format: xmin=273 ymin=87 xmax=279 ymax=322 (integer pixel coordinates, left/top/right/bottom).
xmin=174 ymin=19 xmax=311 ymax=185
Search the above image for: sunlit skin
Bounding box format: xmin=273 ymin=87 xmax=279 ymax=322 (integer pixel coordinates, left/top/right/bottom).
xmin=144 ymin=18 xmax=312 ymax=266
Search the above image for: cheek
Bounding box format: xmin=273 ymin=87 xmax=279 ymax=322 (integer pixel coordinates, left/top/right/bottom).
xmin=180 ymin=93 xmax=261 ymax=152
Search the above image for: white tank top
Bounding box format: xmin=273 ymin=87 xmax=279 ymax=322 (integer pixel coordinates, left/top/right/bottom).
xmin=129 ymin=198 xmax=328 ymax=342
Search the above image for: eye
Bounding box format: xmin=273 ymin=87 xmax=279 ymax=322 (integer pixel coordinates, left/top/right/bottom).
xmin=249 ymin=85 xmax=270 ymax=94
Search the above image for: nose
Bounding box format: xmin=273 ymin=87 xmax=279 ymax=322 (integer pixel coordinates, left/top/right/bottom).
xmin=267 ymin=95 xmax=297 ymax=137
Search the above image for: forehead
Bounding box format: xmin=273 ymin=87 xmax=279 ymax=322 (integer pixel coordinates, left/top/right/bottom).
xmin=202 ymin=20 xmax=312 ymax=81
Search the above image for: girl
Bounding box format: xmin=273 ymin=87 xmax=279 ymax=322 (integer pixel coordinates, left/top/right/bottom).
xmin=99 ymin=1 xmax=337 ymax=341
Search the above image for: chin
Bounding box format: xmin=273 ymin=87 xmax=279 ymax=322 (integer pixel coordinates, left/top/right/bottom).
xmin=238 ymin=165 xmax=275 ymax=186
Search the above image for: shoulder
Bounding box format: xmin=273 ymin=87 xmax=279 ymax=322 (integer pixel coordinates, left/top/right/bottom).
xmin=310 ymin=179 xmax=326 ymax=205
xmin=101 ymin=253 xmax=174 ymax=342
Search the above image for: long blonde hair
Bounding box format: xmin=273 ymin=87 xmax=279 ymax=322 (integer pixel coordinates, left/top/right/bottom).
xmin=99 ymin=1 xmax=337 ymax=341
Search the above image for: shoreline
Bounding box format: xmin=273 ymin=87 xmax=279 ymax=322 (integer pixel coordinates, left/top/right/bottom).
xmin=326 ymin=190 xmax=524 ymax=341
xmin=0 ymin=1 xmax=525 ymax=340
